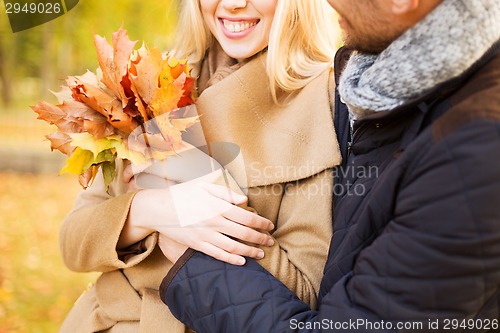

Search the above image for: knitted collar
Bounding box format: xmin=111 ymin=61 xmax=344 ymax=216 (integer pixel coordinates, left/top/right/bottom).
xmin=197 ymin=41 xmax=265 ymax=95
xmin=196 ymin=41 xmax=240 ymax=95
xmin=338 ymin=0 xmax=500 ymax=121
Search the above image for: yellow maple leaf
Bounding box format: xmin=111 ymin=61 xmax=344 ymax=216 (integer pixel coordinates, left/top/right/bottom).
xmin=60 ymin=147 xmax=94 ymax=175
xmin=114 ymin=141 xmax=147 ymax=165
xmin=69 ymin=133 xmax=122 ymax=157
xmin=150 ymin=84 xmax=184 ymax=117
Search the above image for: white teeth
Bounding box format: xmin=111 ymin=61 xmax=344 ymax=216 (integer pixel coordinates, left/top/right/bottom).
xmin=223 ymin=20 xmax=257 ymax=33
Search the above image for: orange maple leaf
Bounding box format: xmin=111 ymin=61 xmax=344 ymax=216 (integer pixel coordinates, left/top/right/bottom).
xmin=46 ymin=132 xmax=74 ymax=156
xmin=67 ymin=76 xmax=139 ymax=134
xmin=94 ymin=27 xmax=137 ymax=107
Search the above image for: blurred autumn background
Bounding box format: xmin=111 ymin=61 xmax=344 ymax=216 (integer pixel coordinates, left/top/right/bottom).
xmin=0 ymin=0 xmax=178 ymax=331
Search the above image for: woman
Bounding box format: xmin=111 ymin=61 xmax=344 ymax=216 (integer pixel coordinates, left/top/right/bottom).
xmin=59 ymin=0 xmax=341 ymax=332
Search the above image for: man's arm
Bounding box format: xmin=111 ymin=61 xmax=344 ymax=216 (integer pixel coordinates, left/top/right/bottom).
xmin=160 ymin=120 xmax=500 ymax=332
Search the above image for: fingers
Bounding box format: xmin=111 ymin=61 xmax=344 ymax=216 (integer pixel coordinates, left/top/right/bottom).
xmin=213 ymin=215 xmax=275 ymax=247
xmin=123 ymin=160 xmax=151 ymax=184
xmin=135 ymin=173 xmax=176 ymax=189
xmin=208 ymin=232 xmax=265 ymax=260
xmin=123 ymin=163 xmax=133 ymax=183
xmin=222 ymin=205 xmax=274 ymax=231
xmin=195 ymin=241 xmax=247 ymax=266
xmin=204 ymin=183 xmax=248 ymax=205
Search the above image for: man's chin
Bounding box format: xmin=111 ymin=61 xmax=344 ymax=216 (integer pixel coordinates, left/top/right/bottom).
xmin=344 ymin=37 xmax=391 ymax=54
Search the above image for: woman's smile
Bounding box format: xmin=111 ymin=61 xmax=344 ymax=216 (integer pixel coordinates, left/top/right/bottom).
xmin=200 ymin=0 xmax=277 ymax=60
xmin=219 ymin=18 xmax=260 ymax=38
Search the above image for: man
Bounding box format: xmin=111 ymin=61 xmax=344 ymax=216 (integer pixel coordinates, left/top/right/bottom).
xmin=159 ymin=0 xmax=500 ymax=331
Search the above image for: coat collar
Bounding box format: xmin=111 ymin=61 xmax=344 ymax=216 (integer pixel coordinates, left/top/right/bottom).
xmin=194 ymin=52 xmax=341 ymax=188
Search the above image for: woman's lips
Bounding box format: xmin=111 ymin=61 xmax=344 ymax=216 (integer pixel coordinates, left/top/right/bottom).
xmin=219 ymin=18 xmax=260 ymax=39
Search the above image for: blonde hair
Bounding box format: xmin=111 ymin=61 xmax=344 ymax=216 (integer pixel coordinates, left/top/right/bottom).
xmin=172 ymin=0 xmax=340 ymax=100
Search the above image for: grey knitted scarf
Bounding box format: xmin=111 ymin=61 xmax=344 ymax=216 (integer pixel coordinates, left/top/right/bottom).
xmin=339 ymin=0 xmax=500 ymax=121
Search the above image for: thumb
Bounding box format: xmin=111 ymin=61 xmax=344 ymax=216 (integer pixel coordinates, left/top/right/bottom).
xmin=123 ymin=163 xmax=133 ymax=183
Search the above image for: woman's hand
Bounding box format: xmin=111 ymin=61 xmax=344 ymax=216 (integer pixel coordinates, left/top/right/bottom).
xmin=121 ymin=149 xmax=274 ymax=266
xmin=123 ymin=161 xmax=177 ymax=191
xmin=123 ymin=142 xmax=224 ymax=190
xmin=129 ymin=180 xmax=274 ymax=266
xmin=158 ymin=235 xmax=189 ymax=264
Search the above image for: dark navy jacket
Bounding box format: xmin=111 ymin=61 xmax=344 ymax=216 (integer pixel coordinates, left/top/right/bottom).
xmin=160 ymin=43 xmax=500 ymax=332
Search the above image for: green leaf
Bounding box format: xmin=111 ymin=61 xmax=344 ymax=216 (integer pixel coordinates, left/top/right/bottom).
xmin=83 ymin=149 xmax=116 ymax=171
xmin=101 ymin=160 xmax=117 ymax=192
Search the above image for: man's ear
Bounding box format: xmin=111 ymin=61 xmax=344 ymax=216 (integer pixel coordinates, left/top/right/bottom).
xmin=392 ymin=0 xmax=419 ymax=15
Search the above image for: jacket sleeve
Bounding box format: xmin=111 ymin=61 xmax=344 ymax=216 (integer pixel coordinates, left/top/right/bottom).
xmin=256 ymin=169 xmax=333 ymax=308
xmin=160 ymin=120 xmax=500 ymax=333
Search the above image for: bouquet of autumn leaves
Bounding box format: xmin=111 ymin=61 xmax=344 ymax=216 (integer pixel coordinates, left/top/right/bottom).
xmin=33 ymin=28 xmax=197 ymax=190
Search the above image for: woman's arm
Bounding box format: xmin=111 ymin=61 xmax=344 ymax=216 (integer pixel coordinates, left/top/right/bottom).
xmin=121 ymin=170 xmax=275 ymax=266
xmin=59 ymin=158 xmax=274 ymax=273
xmin=59 ymin=160 xmax=148 ymax=273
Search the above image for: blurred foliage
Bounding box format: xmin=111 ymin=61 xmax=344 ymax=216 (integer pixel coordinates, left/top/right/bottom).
xmin=0 ymin=1 xmax=179 ymax=331
xmin=0 ymin=172 xmax=99 ymax=332
xmin=0 ymin=0 xmax=179 ymax=108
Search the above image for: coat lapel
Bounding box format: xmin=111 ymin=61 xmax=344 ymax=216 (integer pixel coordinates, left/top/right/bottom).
xmin=195 ymin=53 xmax=341 ymax=188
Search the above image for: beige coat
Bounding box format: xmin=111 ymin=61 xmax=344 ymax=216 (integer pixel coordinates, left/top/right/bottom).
xmin=59 ymin=53 xmax=341 ymax=332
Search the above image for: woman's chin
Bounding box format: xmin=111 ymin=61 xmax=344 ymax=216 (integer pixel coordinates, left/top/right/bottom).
xmin=219 ymin=45 xmax=266 ymax=61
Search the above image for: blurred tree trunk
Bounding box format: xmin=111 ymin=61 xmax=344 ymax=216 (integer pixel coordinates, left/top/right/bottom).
xmin=58 ymin=10 xmax=73 ymax=77
xmin=0 ymin=37 xmax=14 ymax=107
xmin=40 ymin=24 xmax=54 ymax=99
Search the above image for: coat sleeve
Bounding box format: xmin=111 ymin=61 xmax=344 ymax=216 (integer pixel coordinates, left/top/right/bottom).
xmin=160 ymin=120 xmax=500 ymax=333
xmin=58 ymin=160 xmax=268 ymax=273
xmin=256 ymin=169 xmax=333 ymax=308
xmin=59 ymin=159 xmax=159 ymax=273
